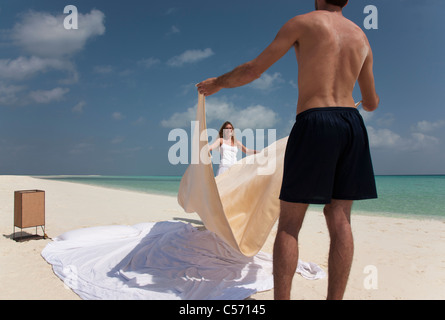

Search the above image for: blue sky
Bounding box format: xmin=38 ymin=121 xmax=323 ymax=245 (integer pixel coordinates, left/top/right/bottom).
xmin=0 ymin=0 xmax=444 ymax=175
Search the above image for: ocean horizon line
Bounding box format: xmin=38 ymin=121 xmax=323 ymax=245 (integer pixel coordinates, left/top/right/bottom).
xmin=30 ymin=174 xmax=445 ymax=221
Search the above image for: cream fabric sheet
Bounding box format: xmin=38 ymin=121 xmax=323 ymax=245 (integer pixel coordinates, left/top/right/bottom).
xmin=178 ymin=94 xmax=288 ymax=257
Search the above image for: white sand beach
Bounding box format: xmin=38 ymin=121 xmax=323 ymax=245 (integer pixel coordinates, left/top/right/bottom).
xmin=1 ymin=175 xmax=444 ymax=300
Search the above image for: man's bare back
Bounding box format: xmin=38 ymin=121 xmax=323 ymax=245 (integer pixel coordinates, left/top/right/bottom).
xmin=293 ymin=11 xmax=370 ymax=114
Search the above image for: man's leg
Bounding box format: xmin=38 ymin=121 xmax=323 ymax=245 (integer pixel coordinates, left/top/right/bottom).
xmin=323 ymin=199 xmax=354 ymax=300
xmin=273 ymin=200 xmax=309 ymax=300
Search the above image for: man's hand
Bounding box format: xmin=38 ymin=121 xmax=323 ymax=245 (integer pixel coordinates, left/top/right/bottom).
xmin=196 ymin=78 xmax=222 ymax=96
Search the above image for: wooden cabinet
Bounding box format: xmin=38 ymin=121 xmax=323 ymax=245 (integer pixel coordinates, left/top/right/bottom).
xmin=14 ymin=190 xmax=45 ymax=241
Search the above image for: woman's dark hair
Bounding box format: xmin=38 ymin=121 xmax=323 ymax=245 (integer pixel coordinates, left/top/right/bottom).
xmin=325 ymin=0 xmax=348 ymax=8
xmin=219 ymin=121 xmax=236 ymax=144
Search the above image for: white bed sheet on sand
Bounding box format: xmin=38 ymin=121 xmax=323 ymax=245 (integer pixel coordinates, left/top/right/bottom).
xmin=42 ymin=221 xmax=325 ymax=300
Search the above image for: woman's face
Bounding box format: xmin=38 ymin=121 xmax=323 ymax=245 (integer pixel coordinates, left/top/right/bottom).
xmin=223 ymin=124 xmax=234 ymax=138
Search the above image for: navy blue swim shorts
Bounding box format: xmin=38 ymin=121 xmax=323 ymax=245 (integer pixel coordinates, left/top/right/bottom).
xmin=279 ymin=107 xmax=378 ymax=204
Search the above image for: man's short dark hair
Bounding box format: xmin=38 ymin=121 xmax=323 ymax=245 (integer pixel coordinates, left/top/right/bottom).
xmin=325 ymin=0 xmax=348 ymax=8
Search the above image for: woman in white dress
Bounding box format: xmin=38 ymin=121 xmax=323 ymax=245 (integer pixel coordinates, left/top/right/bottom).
xmin=209 ymin=121 xmax=257 ymax=176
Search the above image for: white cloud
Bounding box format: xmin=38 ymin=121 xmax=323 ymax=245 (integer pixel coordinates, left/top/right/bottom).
xmin=0 ymin=82 xmax=25 ymax=105
xmin=10 ymin=9 xmax=105 ymax=58
xmin=29 ymin=87 xmax=69 ymax=103
xmin=167 ymin=48 xmax=214 ymax=67
xmin=367 ymin=125 xmax=440 ymax=151
xmin=132 ymin=116 xmax=146 ymax=126
xmin=376 ymin=113 xmax=395 ymax=127
xmin=232 ymin=105 xmax=279 ymax=129
xmin=111 ymin=136 xmax=125 ymax=144
xmin=180 ymin=82 xmax=197 ymax=95
xmin=0 ymin=56 xmax=75 ymax=81
xmin=72 ymin=100 xmax=86 ymax=113
xmin=358 ymin=108 xmax=374 ymax=123
xmin=0 ymin=82 xmax=71 ymax=107
xmin=0 ymin=9 xmax=105 ymax=107
xmin=360 ymin=108 xmax=443 ymax=151
xmin=367 ymin=126 xmax=403 ymax=148
xmin=206 ymin=99 xmax=233 ymax=124
xmin=410 ymin=132 xmax=439 ymax=149
xmin=412 ymin=120 xmax=445 ymax=133
xmin=161 ymin=97 xmax=278 ymax=129
xmin=161 ymin=106 xmax=197 ymax=128
xmin=166 ymin=25 xmax=180 ymax=36
xmin=112 ymin=112 xmax=125 ymax=120
xmin=138 ymin=57 xmax=161 ymax=69
xmin=249 ymin=72 xmax=284 ymax=91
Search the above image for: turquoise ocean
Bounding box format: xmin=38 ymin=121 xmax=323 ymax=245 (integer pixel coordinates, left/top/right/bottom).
xmin=38 ymin=175 xmax=445 ymax=220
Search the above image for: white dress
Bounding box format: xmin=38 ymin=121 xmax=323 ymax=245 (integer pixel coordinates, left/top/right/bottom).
xmin=217 ymin=142 xmax=238 ymax=176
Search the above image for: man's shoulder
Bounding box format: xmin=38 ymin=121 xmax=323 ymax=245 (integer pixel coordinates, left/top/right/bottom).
xmin=294 ymin=11 xmax=366 ymax=36
xmin=293 ymin=10 xmax=329 ymax=21
xmin=286 ymin=11 xmax=336 ymax=30
xmin=293 ymin=11 xmax=359 ymax=26
xmin=282 ymin=12 xmax=315 ymax=30
xmin=288 ymin=11 xmax=317 ymax=23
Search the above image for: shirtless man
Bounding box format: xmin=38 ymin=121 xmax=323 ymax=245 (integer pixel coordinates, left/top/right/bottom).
xmin=197 ymin=0 xmax=379 ymax=300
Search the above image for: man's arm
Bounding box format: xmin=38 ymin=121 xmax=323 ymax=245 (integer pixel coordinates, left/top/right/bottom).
xmin=197 ymin=17 xmax=302 ymax=96
xmin=358 ymin=44 xmax=379 ymax=111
